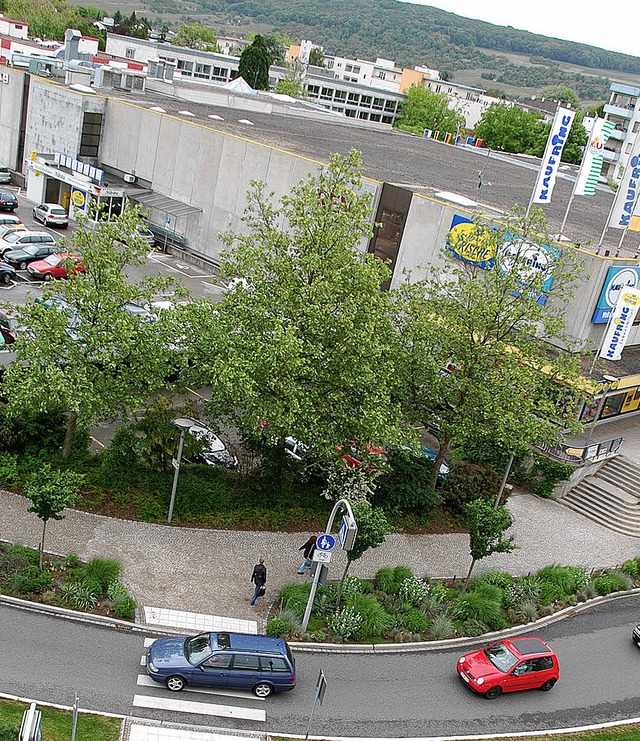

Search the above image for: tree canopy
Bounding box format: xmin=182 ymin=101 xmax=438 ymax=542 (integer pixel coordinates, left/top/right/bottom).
xmin=238 ymin=34 xmax=272 ymax=90
xmin=173 ymin=23 xmax=217 ymax=50
xmin=395 ymin=85 xmax=465 ymax=136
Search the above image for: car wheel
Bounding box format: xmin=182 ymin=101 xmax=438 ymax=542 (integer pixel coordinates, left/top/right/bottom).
xmin=18 ymin=261 xmax=27 ymax=270
xmin=484 ymin=686 xmax=502 ymax=700
xmin=43 ymin=273 xmax=53 ymax=282
xmin=165 ymin=676 xmax=186 ymax=692
xmin=0 ymin=272 xmax=11 ymax=285
xmin=252 ymin=682 xmax=273 ymax=698
xmin=540 ymin=679 xmax=556 ymax=692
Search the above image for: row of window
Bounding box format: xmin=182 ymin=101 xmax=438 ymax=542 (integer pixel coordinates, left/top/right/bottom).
xmin=202 ymin=653 xmax=290 ymax=672
xmin=306 ymin=85 xmax=399 ymax=113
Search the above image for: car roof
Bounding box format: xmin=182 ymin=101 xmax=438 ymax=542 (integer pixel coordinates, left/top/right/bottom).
xmin=507 ymin=637 xmax=553 ymax=656
xmin=221 ymin=632 xmax=288 ymax=654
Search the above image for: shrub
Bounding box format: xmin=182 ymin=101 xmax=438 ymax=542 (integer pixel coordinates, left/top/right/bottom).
xmin=266 ymin=617 xmax=290 ymax=637
xmin=401 ymin=609 xmax=428 ymax=634
xmin=461 ymin=619 xmax=488 ymax=637
xmin=372 ymin=449 xmax=441 ymax=521
xmin=0 ymin=452 xmax=19 ymax=486
xmin=277 ymin=608 xmax=302 ymax=635
xmin=114 ymin=596 xmax=137 ymax=620
xmin=373 ymin=567 xmax=397 ymax=594
xmin=426 ymin=583 xmax=451 ymax=605
xmin=275 ymin=583 xmax=312 ymax=618
xmin=452 ymin=590 xmax=505 ymax=630
xmin=538 ymin=581 xmax=567 ymax=606
xmin=529 ymin=455 xmax=573 ymax=498
xmin=321 ymin=577 xmax=365 ymax=605
xmin=502 ymin=576 xmax=541 ymax=609
xmin=81 ymin=558 xmax=121 ymax=591
xmin=9 ymin=545 xmax=41 ymax=567
xmin=430 ymin=613 xmax=455 ymax=640
xmin=0 ymin=724 xmax=19 ymax=741
xmin=65 ymin=553 xmax=81 ymax=568
xmin=467 ymin=580 xmax=503 ymax=605
xmin=328 ymin=606 xmax=362 ymax=641
xmin=593 ymin=570 xmax=634 ymax=596
xmin=393 ymin=565 xmax=413 ymax=584
xmin=107 ymin=580 xmax=129 ymax=604
xmin=536 ymin=564 xmax=587 ymax=598
xmin=347 ymin=593 xmax=393 ymax=639
xmin=509 ymin=601 xmax=538 ymax=624
xmin=0 ymin=548 xmax=32 ymax=589
xmin=63 ymin=582 xmax=100 ymax=610
xmin=6 ymin=567 xmax=54 ymax=595
xmin=475 ymin=571 xmax=513 ymax=589
xmin=439 ymin=460 xmax=502 ymax=516
xmin=621 ymin=559 xmax=639 ymax=577
xmin=397 ymin=575 xmax=430 ymax=606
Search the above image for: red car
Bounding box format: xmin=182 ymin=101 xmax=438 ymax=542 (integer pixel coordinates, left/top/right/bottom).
xmin=457 ymin=637 xmax=559 ymax=699
xmin=27 ymin=252 xmax=85 ymax=281
xmin=338 ymin=441 xmax=386 ymax=470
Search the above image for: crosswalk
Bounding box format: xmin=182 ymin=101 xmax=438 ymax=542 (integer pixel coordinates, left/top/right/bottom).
xmin=134 ymin=636 xmax=267 ymax=724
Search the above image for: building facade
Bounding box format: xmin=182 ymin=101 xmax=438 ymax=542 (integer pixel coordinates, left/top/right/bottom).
xmin=603 ymin=82 xmax=640 ymax=183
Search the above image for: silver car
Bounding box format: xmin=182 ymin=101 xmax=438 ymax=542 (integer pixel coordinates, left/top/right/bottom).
xmin=0 ymin=167 xmax=11 ymax=185
xmin=32 ymin=203 xmax=69 ymax=228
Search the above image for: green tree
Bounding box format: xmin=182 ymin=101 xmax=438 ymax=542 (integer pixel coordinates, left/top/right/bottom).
xmin=275 ymin=60 xmax=305 ymax=97
xmin=76 ymin=5 xmax=103 ymax=20
xmin=392 ymin=208 xmax=585 ymax=493
xmin=541 ymin=85 xmax=582 ymax=112
xmin=395 ymin=85 xmax=464 ymax=136
xmin=173 ymin=23 xmax=217 ymax=50
xmin=474 ymin=103 xmax=545 ymax=153
xmin=309 ymin=47 xmax=324 ymax=67
xmin=208 ymin=150 xmax=404 ymax=460
xmin=337 ymin=501 xmax=391 ymax=605
xmin=1 ymin=205 xmax=185 ymax=458
xmin=464 ymin=498 xmax=515 ymax=582
xmin=26 ymin=465 xmax=83 ymax=568
xmin=238 ymin=34 xmax=272 ymax=89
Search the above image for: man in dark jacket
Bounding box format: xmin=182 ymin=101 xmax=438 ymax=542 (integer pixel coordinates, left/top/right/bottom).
xmin=250 ymin=558 xmax=267 ymax=605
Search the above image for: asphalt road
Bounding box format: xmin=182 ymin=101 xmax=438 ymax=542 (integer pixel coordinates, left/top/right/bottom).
xmin=1 ymin=596 xmax=638 ymax=738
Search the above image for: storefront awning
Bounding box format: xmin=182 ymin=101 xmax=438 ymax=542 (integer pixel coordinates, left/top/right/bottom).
xmin=128 ymin=189 xmax=202 ymax=218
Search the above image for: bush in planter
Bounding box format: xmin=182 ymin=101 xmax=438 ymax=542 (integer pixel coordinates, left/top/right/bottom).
xmin=114 ymin=596 xmax=136 ymax=620
xmin=328 ymin=606 xmax=362 ymax=641
xmin=451 ymin=590 xmax=506 ymax=630
xmin=373 ymin=567 xmax=397 ymax=594
xmin=393 ymin=565 xmax=414 ymax=584
xmin=275 ymin=583 xmax=312 ymax=618
xmin=621 ymin=559 xmax=639 ymax=578
xmin=536 ymin=564 xmax=588 ymax=598
xmin=461 ymin=619 xmax=489 ymax=637
xmin=400 ymin=609 xmax=428 ymax=634
xmin=372 ymin=449 xmax=441 ymax=522
xmin=5 ymin=567 xmax=54 ymax=596
xmin=593 ymin=570 xmax=634 ymax=596
xmin=473 ymin=571 xmax=513 ymax=589
xmin=439 ymin=460 xmax=503 ymax=516
xmin=397 ymin=575 xmax=430 ymax=606
xmin=80 ymin=558 xmax=121 ymax=591
xmin=429 ymin=613 xmax=455 ymax=640
xmin=347 ymin=593 xmax=393 ymax=639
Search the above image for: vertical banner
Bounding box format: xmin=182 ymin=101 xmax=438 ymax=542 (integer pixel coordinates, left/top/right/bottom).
xmin=607 ymin=134 xmax=640 ymax=230
xmin=532 ymin=107 xmax=575 ymax=203
xmin=598 ymin=287 xmax=640 ymax=360
xmin=574 ymin=118 xmax=615 ymax=196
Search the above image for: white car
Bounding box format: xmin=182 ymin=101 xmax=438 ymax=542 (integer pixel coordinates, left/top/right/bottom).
xmin=32 ymin=203 xmax=69 ymax=228
xmin=0 ymin=230 xmax=56 ymax=257
xmin=284 ymin=436 xmax=308 ymax=461
xmin=0 ymin=166 xmax=11 ymax=185
xmin=186 ymin=421 xmax=238 ymax=469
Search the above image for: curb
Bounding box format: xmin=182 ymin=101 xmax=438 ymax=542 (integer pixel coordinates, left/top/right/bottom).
xmin=3 ymin=588 xmax=639 ymax=652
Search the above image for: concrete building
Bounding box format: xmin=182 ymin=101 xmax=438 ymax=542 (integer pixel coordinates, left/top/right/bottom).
xmin=602 ymin=82 xmax=640 ymax=183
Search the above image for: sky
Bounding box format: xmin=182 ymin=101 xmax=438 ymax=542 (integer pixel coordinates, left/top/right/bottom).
xmin=397 ymin=0 xmax=639 ymax=58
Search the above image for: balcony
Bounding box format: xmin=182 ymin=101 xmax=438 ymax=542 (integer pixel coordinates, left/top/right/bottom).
xmin=604 ymin=103 xmax=635 ymax=118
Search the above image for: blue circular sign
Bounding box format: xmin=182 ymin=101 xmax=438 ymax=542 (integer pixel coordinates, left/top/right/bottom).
xmin=316 ymin=534 xmax=335 ymax=551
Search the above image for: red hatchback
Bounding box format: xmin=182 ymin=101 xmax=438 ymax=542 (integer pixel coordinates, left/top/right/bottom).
xmin=27 ymin=252 xmax=85 ymax=281
xmin=457 ymin=637 xmax=559 ymax=699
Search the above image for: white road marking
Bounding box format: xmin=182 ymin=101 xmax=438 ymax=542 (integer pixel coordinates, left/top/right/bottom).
xmin=136 ymin=674 xmax=263 ymax=700
xmin=132 ymin=694 xmax=266 ymax=722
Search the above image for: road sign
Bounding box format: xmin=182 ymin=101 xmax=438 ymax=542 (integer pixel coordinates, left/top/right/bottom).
xmin=315 ymin=670 xmax=327 ymax=705
xmin=313 ymin=550 xmax=331 ymax=563
xmin=316 ymin=534 xmax=335 ymax=551
xmin=337 ymin=516 xmax=357 ymax=550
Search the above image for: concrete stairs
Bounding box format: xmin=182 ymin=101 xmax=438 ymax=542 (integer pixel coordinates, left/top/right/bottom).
xmin=560 ymin=455 xmax=640 ymax=537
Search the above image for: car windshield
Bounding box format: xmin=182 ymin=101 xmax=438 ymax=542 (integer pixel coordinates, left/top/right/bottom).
xmin=484 ymin=642 xmax=519 ymax=673
xmin=185 ymin=633 xmax=213 ymax=664
xmin=21 ymin=246 xmax=39 ymax=257
xmin=4 ymin=232 xmax=21 ymax=243
xmin=51 ymin=208 xmax=66 ymax=216
xmin=44 ymin=255 xmax=61 ymax=266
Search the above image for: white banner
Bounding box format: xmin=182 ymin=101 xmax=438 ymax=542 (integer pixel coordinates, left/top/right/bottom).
xmin=532 ymin=107 xmax=575 ymax=204
xmin=598 ymin=287 xmax=640 ymax=360
xmin=606 ymin=133 xmax=640 ymax=230
xmin=574 ymin=119 xmax=615 ymax=197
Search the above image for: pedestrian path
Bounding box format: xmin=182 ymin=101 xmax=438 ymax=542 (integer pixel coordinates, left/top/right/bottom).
xmin=129 ymin=727 xmax=260 ymax=741
xmin=143 ymin=607 xmax=257 ymax=634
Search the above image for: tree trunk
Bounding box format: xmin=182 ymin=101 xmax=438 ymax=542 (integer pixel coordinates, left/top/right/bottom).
xmin=39 ymin=519 xmax=47 ymax=570
xmin=428 ymin=432 xmax=451 ymax=493
xmin=464 ymin=558 xmax=477 ymax=591
xmin=62 ymin=412 xmax=78 ymax=459
xmin=336 ymin=557 xmax=353 ymax=609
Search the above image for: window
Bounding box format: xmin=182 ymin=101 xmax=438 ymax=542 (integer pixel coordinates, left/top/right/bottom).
xmin=384 ymin=100 xmax=397 ymax=112
xmin=360 ymin=95 xmax=372 ymax=107
xmin=79 ymin=112 xmax=102 ymax=158
xmin=212 ymin=66 xmax=228 ymax=81
xmin=194 ymin=63 xmax=211 ymax=79
xmin=353 ymin=65 xmax=360 ymax=74
xmin=203 ymin=654 xmax=232 ymax=669
xmin=176 ymin=60 xmax=193 ymax=76
xmin=347 ymin=92 xmax=360 ymax=104
xmin=372 ymin=97 xmax=384 ymax=110
xmin=345 ymin=64 xmax=353 ymax=72
xmin=334 ymin=90 xmax=347 ymax=102
xmin=125 ymin=48 xmax=135 ymax=59
xmin=260 ymin=657 xmax=290 ymax=672
xmin=231 ymin=655 xmax=260 ymax=671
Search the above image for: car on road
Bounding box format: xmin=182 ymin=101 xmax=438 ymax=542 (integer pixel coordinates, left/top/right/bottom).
xmin=32 ymin=203 xmax=69 ymax=228
xmin=185 ymin=420 xmax=238 ymax=469
xmin=633 ymin=624 xmax=640 ymax=647
xmin=1 ymin=230 xmax=56 ymax=257
xmin=4 ymin=243 xmax=58 ymax=270
xmin=0 ymin=214 xmax=22 ymax=228
xmin=146 ymin=631 xmax=296 ymax=697
xmin=457 ymin=637 xmax=559 ymax=699
xmin=0 ymin=262 xmax=17 ymax=285
xmin=0 ymin=167 xmax=11 ymax=185
xmin=0 ymin=191 xmax=18 ymax=212
xmin=27 ymin=252 xmax=84 ymax=281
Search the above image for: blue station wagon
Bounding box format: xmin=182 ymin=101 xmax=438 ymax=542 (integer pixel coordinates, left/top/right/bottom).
xmin=146 ymin=631 xmax=296 ymax=697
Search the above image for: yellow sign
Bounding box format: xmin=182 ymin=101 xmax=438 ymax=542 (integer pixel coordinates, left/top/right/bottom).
xmin=71 ymin=188 xmax=86 ymax=209
xmin=30 ymin=151 xmax=37 ymax=161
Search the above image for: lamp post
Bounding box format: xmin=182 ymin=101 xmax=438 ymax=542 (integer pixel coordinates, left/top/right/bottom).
xmin=167 ymin=418 xmax=195 ymax=525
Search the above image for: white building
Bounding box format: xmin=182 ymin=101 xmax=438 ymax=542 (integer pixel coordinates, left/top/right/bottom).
xmin=0 ymin=14 xmax=28 ymax=40
xmin=602 ymin=82 xmax=640 ymax=183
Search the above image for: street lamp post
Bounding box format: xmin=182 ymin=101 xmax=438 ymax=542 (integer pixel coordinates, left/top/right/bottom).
xmin=167 ymin=418 xmax=194 ymax=525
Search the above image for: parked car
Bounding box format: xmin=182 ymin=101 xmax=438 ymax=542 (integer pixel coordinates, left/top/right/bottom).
xmin=338 ymin=441 xmax=386 ymax=470
xmin=0 ymin=214 xmax=23 ymax=229
xmin=4 ymin=243 xmax=58 ymax=270
xmin=633 ymin=624 xmax=640 ymax=647
xmin=420 ymin=446 xmax=450 ymax=484
xmin=32 ymin=203 xmax=69 ymax=228
xmin=0 ymin=191 xmax=18 ymax=212
xmin=0 ymin=224 xmax=27 ymax=241
xmin=457 ymin=637 xmax=559 ymax=699
xmin=0 ymin=167 xmax=11 ymax=185
xmin=185 ymin=420 xmax=238 ymax=469
xmin=121 ymin=223 xmax=156 ymax=247
xmin=27 ymin=252 xmax=84 ymax=281
xmin=0 ymin=262 xmax=17 ymax=285
xmin=1 ymin=230 xmax=56 ymax=257
xmin=0 ymin=310 xmax=20 ymax=344
xmin=284 ymin=436 xmax=308 ymax=461
xmin=146 ymin=631 xmax=296 ymax=697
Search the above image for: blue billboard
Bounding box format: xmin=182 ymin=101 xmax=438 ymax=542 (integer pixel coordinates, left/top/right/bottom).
xmin=592 ymin=265 xmax=640 ymax=324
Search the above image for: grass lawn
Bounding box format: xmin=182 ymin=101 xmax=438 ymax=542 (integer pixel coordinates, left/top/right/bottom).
xmin=0 ymin=699 xmax=121 ymax=741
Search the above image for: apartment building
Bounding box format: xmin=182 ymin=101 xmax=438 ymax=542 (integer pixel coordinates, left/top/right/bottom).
xmin=602 ymin=82 xmax=640 ymax=182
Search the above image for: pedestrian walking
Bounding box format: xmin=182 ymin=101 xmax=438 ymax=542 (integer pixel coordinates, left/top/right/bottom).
xmin=250 ymin=558 xmax=267 ymax=605
xmin=297 ymin=535 xmax=317 ymax=574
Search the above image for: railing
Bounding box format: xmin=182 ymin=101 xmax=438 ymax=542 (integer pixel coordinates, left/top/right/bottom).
xmin=536 ymin=437 xmax=623 ymax=464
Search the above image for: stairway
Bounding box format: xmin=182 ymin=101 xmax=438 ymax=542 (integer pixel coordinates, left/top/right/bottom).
xmin=560 ymin=455 xmax=640 ymax=537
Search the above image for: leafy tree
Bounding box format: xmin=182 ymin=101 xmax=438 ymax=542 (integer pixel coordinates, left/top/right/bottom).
xmin=173 ymin=23 xmax=217 ymax=50
xmin=395 ymin=85 xmax=464 ymax=136
xmin=474 ymin=103 xmax=545 ymax=153
xmin=26 ymin=465 xmax=83 ymax=568
xmin=76 ymin=5 xmax=103 ymax=20
xmin=464 ymin=498 xmax=515 ymax=582
xmin=540 ymin=85 xmax=582 ymax=112
xmin=238 ymin=34 xmax=272 ymax=89
xmin=309 ymin=47 xmax=324 ymax=67
xmin=1 ymin=205 xmax=185 ymax=458
xmin=336 ymin=501 xmax=391 ymax=605
xmin=208 ymin=150 xmax=405 ymax=461
xmin=275 ymin=60 xmax=305 ymax=97
xmin=392 ymin=207 xmax=585 ymax=493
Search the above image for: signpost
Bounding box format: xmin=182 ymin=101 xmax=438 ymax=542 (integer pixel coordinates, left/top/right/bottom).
xmin=304 ymin=670 xmax=327 ymax=741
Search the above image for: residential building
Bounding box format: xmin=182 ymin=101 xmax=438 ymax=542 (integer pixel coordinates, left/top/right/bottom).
xmin=603 ymin=82 xmax=640 ymax=183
